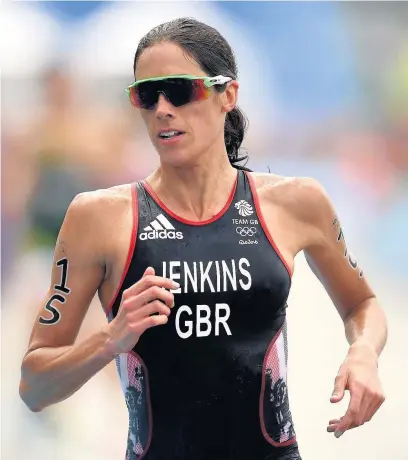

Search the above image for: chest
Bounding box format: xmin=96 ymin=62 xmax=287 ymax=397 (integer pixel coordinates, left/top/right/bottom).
xmin=119 ymin=214 xmax=288 ymax=340
xmin=103 ymin=175 xmax=294 ymax=335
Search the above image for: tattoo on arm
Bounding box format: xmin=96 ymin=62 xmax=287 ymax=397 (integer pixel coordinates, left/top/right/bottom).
xmin=39 ymin=294 xmax=65 ymax=325
xmin=54 ymin=258 xmax=71 ymax=295
xmin=39 ymin=257 xmax=71 ymax=325
xmin=332 ymin=217 xmax=364 ymax=278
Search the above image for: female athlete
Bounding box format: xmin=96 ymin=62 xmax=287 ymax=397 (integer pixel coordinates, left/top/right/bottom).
xmin=20 ymin=17 xmax=387 ymax=460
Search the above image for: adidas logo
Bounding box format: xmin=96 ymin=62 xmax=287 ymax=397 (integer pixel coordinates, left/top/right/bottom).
xmin=139 ymin=214 xmax=183 ymax=240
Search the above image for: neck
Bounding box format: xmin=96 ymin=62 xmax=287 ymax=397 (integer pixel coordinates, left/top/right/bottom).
xmin=147 ymin=154 xmax=238 ymax=221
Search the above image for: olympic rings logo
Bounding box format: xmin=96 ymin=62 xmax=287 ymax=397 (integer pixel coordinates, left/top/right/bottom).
xmin=236 ymin=226 xmax=257 ymax=237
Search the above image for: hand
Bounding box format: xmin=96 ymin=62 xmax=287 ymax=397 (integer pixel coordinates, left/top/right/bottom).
xmin=328 ymin=343 xmax=385 ymax=438
xmin=106 ymin=267 xmax=178 ymax=355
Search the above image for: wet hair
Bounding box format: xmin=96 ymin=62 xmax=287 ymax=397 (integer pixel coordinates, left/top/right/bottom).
xmin=133 ymin=17 xmax=250 ymax=171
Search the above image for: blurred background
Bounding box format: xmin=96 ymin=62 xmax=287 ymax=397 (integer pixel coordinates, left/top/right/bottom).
xmin=1 ymin=1 xmax=407 ymax=459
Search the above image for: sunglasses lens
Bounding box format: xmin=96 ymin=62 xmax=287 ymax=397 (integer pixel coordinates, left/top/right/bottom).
xmin=190 ymin=79 xmax=211 ymax=103
xmin=165 ymin=78 xmax=195 ymax=106
xmin=137 ymin=81 xmax=161 ymax=110
xmin=166 ymin=79 xmax=211 ymax=106
xmin=128 ymin=86 xmax=142 ymax=108
xmin=130 ymin=78 xmax=211 ymax=109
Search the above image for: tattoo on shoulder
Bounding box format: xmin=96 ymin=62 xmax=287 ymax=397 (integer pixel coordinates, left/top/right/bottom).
xmin=332 ymin=216 xmax=364 ymax=278
xmin=39 ymin=257 xmax=71 ymax=326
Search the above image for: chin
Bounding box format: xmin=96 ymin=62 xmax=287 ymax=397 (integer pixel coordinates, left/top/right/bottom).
xmin=155 ymin=140 xmax=193 ymax=164
xmin=157 ymin=148 xmax=191 ymax=167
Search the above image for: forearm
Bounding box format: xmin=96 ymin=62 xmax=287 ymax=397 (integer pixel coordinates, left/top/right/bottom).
xmin=19 ymin=327 xmax=116 ymax=412
xmin=343 ymin=296 xmax=388 ymax=359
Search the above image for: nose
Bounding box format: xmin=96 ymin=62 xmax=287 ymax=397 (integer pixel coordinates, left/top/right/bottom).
xmin=155 ymin=93 xmax=175 ymax=120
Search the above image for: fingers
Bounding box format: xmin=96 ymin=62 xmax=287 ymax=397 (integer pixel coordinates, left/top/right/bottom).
xmin=142 ymin=266 xmax=155 ymax=278
xmin=124 ymin=273 xmax=179 ymax=297
xmin=120 ymin=300 xmax=171 ymax=332
xmin=136 ymin=285 xmax=175 ymax=309
xmin=329 ymin=383 xmax=386 ymax=438
xmin=328 ymin=389 xmax=385 ymax=437
xmin=120 ymin=300 xmax=171 ymax=326
xmin=328 ymin=419 xmax=359 ymax=433
xmin=328 ymin=399 xmax=368 ymax=434
xmin=139 ymin=313 xmax=169 ymax=331
xmin=140 ymin=300 xmax=171 ymax=318
xmin=329 ymin=418 xmax=341 ymax=425
xmin=333 ymin=387 xmax=362 ymax=437
xmin=330 ymin=369 xmax=348 ymax=403
xmin=355 ymin=393 xmax=373 ymax=427
xmin=327 ymin=419 xmax=341 ymax=433
xmin=334 ymin=384 xmax=366 ymax=438
xmin=359 ymin=389 xmax=386 ymax=424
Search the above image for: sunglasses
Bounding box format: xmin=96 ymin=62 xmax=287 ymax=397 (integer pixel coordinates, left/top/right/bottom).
xmin=125 ymin=74 xmax=232 ymax=110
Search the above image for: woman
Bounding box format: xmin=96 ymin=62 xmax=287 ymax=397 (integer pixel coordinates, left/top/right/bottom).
xmin=20 ymin=18 xmax=387 ymax=460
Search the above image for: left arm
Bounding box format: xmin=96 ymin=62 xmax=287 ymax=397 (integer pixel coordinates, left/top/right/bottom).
xmin=300 ymin=179 xmax=387 ymax=437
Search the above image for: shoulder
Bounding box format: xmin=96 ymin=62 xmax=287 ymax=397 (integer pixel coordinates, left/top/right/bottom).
xmin=68 ymin=184 xmax=133 ymax=213
xmin=249 ymin=172 xmax=334 ymax=245
xmin=60 ymin=184 xmax=135 ymax=265
xmin=64 ymin=184 xmax=134 ymax=236
xmin=250 ymin=172 xmax=330 ymax=210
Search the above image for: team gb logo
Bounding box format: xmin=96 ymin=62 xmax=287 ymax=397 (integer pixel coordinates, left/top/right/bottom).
xmin=234 ymin=200 xmax=254 ymax=217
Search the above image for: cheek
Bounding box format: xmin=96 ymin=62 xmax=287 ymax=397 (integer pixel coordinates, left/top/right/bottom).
xmin=139 ymin=111 xmax=149 ymax=127
xmin=140 ymin=112 xmax=155 ymax=137
xmin=187 ymin=103 xmax=222 ymax=142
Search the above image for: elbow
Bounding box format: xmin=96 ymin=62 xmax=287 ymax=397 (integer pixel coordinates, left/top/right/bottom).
xmin=19 ymin=379 xmax=44 ymax=413
xmin=341 ymin=295 xmax=379 ymax=322
xmin=19 ymin=355 xmax=45 ymax=412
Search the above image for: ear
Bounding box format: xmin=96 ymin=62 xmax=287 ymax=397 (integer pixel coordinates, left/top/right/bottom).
xmin=221 ymin=80 xmax=239 ymax=114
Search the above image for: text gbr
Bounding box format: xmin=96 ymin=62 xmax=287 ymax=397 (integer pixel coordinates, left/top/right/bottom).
xmin=162 ymin=257 xmax=252 ymax=339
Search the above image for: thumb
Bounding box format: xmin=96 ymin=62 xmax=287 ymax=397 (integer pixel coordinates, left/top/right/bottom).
xmin=331 ymin=370 xmax=347 ymax=403
xmin=143 ymin=266 xmax=155 ymax=277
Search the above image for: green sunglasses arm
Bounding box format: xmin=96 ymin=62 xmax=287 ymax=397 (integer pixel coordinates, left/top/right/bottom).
xmin=126 ymin=74 xmax=232 ymax=91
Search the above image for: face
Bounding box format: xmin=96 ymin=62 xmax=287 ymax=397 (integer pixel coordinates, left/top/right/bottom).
xmin=134 ymin=42 xmax=239 ymax=167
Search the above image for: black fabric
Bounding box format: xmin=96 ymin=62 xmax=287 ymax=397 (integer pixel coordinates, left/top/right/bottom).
xmin=110 ymin=171 xmax=301 ymax=460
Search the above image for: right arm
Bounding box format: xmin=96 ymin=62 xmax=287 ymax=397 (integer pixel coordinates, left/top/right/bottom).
xmin=19 ymin=192 xmax=109 ymax=412
xmin=19 ymin=191 xmax=177 ymax=412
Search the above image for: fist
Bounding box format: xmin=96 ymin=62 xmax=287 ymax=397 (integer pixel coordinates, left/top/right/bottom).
xmin=106 ymin=267 xmax=179 ymax=355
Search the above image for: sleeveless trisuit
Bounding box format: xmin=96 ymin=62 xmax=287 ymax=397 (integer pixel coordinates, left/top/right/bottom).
xmin=107 ymin=171 xmax=301 ymax=460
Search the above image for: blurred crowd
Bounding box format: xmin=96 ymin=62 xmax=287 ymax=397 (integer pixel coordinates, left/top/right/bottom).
xmin=1 ymin=2 xmax=407 ymax=460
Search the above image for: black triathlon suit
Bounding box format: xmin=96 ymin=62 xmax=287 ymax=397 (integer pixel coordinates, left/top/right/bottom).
xmin=107 ymin=170 xmax=302 ymax=460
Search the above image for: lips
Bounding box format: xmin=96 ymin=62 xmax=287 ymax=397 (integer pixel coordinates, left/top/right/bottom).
xmin=158 ymin=130 xmax=184 ymax=139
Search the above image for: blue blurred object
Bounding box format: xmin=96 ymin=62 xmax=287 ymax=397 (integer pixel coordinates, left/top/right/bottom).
xmin=216 ymin=1 xmax=361 ymax=123
xmin=371 ymin=185 xmax=408 ymax=275
xmin=33 ymin=0 xmax=361 ymax=124
xmin=36 ymin=1 xmax=109 ymax=22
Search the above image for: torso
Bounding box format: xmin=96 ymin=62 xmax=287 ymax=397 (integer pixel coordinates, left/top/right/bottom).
xmin=96 ymin=171 xmax=304 ymax=460
xmin=99 ymin=172 xmax=302 ymax=310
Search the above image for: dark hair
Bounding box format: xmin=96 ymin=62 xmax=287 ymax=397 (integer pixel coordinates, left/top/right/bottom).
xmin=133 ymin=17 xmax=250 ymax=171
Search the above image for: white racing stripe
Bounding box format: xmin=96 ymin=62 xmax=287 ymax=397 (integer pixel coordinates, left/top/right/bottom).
xmin=151 ymin=220 xmax=164 ymax=231
xmin=157 ymin=214 xmax=175 ymax=230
